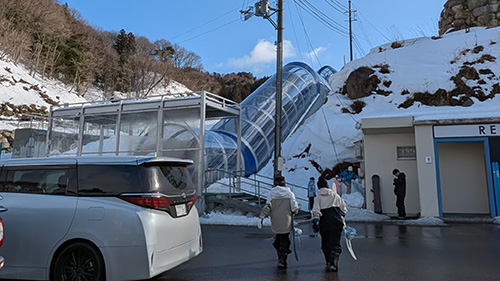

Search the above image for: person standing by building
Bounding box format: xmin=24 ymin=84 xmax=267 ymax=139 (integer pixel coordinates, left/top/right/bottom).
xmin=312 ymin=176 xmax=347 ymax=272
xmin=307 ymin=177 xmax=317 ymax=212
xmin=259 ymin=175 xmax=299 ymax=268
xmin=392 ymin=168 xmax=406 ymax=219
xmin=340 ymin=166 xmax=358 ymax=194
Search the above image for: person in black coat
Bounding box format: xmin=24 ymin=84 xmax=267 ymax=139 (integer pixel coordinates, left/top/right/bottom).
xmin=392 ymin=168 xmax=406 ymax=219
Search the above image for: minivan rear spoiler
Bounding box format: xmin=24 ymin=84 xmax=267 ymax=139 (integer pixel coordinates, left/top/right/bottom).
xmin=137 ymin=157 xmax=194 ymax=166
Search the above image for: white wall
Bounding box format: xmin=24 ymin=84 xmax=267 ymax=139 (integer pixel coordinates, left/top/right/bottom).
xmin=414 ymin=125 xmax=440 ymax=216
xmin=364 ymin=132 xmax=420 ymax=216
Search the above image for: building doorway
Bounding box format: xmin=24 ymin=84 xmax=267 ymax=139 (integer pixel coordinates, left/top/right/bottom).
xmin=437 ymin=141 xmax=490 ymax=215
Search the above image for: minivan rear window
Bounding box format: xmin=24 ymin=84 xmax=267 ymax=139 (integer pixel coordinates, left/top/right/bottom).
xmin=77 ymin=163 xmax=195 ymax=196
xmin=139 ymin=163 xmax=195 ymax=196
xmin=78 ymin=165 xmax=142 ymax=195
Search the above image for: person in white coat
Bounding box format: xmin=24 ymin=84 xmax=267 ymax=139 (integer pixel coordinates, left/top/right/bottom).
xmin=312 ymin=176 xmax=347 ymax=272
xmin=259 ymin=175 xmax=299 ymax=268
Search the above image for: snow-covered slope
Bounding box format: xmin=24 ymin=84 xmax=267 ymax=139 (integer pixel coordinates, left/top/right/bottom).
xmin=0 ymin=59 xmax=87 ymax=107
xmin=0 ymin=57 xmax=192 ymax=130
xmin=0 ymin=59 xmax=86 ymax=130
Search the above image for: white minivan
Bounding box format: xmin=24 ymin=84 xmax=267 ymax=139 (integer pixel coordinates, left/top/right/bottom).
xmin=0 ymin=156 xmax=202 ymax=280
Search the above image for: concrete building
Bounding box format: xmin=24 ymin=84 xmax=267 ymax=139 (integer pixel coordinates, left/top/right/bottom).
xmin=362 ymin=115 xmax=500 ymax=218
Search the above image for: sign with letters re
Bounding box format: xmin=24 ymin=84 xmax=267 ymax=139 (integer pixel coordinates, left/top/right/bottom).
xmin=434 ymin=124 xmax=500 ymax=138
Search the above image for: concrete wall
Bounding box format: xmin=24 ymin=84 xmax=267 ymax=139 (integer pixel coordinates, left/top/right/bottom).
xmin=364 ymin=132 xmax=420 ymax=216
xmin=414 ymin=125 xmax=440 ymax=217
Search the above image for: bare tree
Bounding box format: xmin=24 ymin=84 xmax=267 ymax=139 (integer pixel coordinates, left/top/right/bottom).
xmin=171 ymin=43 xmax=202 ymax=70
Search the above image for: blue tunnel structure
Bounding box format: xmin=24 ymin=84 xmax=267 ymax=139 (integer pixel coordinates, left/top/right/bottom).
xmin=206 ymin=62 xmax=334 ymax=176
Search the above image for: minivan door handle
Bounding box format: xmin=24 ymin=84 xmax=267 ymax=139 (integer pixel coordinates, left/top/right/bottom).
xmin=0 ymin=206 xmax=8 ymax=212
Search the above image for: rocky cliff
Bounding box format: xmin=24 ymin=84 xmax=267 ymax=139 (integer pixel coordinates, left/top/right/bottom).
xmin=439 ymin=0 xmax=500 ymax=35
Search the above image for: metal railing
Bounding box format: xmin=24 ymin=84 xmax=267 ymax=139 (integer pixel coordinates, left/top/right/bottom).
xmin=15 ymin=114 xmax=49 ymax=130
xmin=204 ymin=169 xmax=309 ymax=210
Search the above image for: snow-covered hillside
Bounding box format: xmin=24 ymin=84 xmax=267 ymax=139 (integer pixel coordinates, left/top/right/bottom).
xmin=0 ymin=57 xmax=191 ymax=131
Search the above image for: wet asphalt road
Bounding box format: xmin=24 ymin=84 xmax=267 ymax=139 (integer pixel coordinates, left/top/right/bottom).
xmin=153 ymin=222 xmax=500 ymax=281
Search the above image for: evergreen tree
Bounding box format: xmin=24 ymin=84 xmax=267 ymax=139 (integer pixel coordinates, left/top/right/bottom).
xmin=113 ymin=29 xmax=137 ymax=92
xmin=114 ymin=29 xmax=136 ymax=63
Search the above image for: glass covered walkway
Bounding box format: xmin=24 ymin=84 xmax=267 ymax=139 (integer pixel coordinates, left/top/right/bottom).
xmin=209 ymin=62 xmax=332 ymax=175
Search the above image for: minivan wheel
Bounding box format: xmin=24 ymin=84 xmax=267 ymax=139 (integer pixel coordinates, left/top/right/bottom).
xmin=52 ymin=242 xmax=105 ymax=281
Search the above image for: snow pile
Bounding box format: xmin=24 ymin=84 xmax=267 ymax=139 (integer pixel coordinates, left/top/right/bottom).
xmin=343 ymin=192 xmax=364 ymax=208
xmin=345 ymin=207 xmax=390 ymax=222
xmin=203 ymin=178 xmax=232 ymax=194
xmin=199 ymin=209 xmax=447 ymax=226
xmin=200 ymin=210 xmax=271 ymax=227
xmin=392 ymin=216 xmax=445 ymax=226
xmin=494 ymin=216 xmax=500 ymax=225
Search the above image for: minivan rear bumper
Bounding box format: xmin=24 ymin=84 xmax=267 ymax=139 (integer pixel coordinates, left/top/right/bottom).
xmin=150 ymin=229 xmax=202 ymax=278
xmin=101 ymin=228 xmax=202 ymax=281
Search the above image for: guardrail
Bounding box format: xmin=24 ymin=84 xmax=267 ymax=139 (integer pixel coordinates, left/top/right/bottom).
xmin=204 ymin=169 xmax=309 ymax=210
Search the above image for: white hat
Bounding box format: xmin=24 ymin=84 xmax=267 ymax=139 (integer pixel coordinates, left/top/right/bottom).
xmin=348 ymin=166 xmax=353 ymax=172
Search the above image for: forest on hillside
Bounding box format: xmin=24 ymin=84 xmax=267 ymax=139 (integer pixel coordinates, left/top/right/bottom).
xmin=0 ymin=0 xmax=267 ymax=102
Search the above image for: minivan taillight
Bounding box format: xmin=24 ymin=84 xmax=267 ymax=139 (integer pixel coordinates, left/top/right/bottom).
xmin=0 ymin=218 xmax=4 ymax=247
xmin=120 ymin=193 xmax=197 ymax=218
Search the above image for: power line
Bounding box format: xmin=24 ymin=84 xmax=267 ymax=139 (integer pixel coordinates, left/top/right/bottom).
xmin=298 ymin=0 xmax=348 ymax=34
xmin=293 ymin=0 xmax=349 ymax=37
xmin=176 ymin=18 xmax=240 ymax=44
xmin=288 ymin=0 xmax=360 ymax=127
xmin=352 ymin=35 xmax=365 ymax=56
xmin=322 ymin=0 xmax=346 ymax=15
xmin=329 ymin=0 xmax=347 ymax=10
xmin=169 ymin=8 xmax=239 ymax=41
xmin=356 ymin=16 xmax=373 ymax=47
xmin=321 ymin=108 xmax=341 ymax=165
xmin=286 ymin=0 xmax=304 ymax=62
xmin=292 ymin=0 xmax=321 ymax=67
xmin=352 ymin=3 xmax=391 ymax=42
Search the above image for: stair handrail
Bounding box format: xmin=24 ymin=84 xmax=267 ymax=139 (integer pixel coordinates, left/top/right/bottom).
xmin=204 ymin=168 xmax=309 ymax=210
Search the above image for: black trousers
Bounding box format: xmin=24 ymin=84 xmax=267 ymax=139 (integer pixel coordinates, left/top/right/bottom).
xmin=396 ymin=195 xmax=406 ymax=217
xmin=273 ymin=233 xmax=291 ymax=256
xmin=308 ymin=197 xmax=315 ymax=211
xmin=319 ymin=224 xmax=342 ymax=262
xmin=319 ymin=208 xmax=343 ymax=263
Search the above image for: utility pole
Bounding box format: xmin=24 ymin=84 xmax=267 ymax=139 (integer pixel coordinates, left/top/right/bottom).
xmin=275 ymin=0 xmax=283 ymax=178
xmin=346 ymin=0 xmax=357 ymax=61
xmin=241 ymin=0 xmax=284 ymax=178
xmin=348 ymin=0 xmax=353 ymax=61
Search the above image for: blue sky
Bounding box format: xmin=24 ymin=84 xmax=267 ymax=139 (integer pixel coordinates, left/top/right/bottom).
xmin=60 ymin=0 xmax=446 ymax=77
